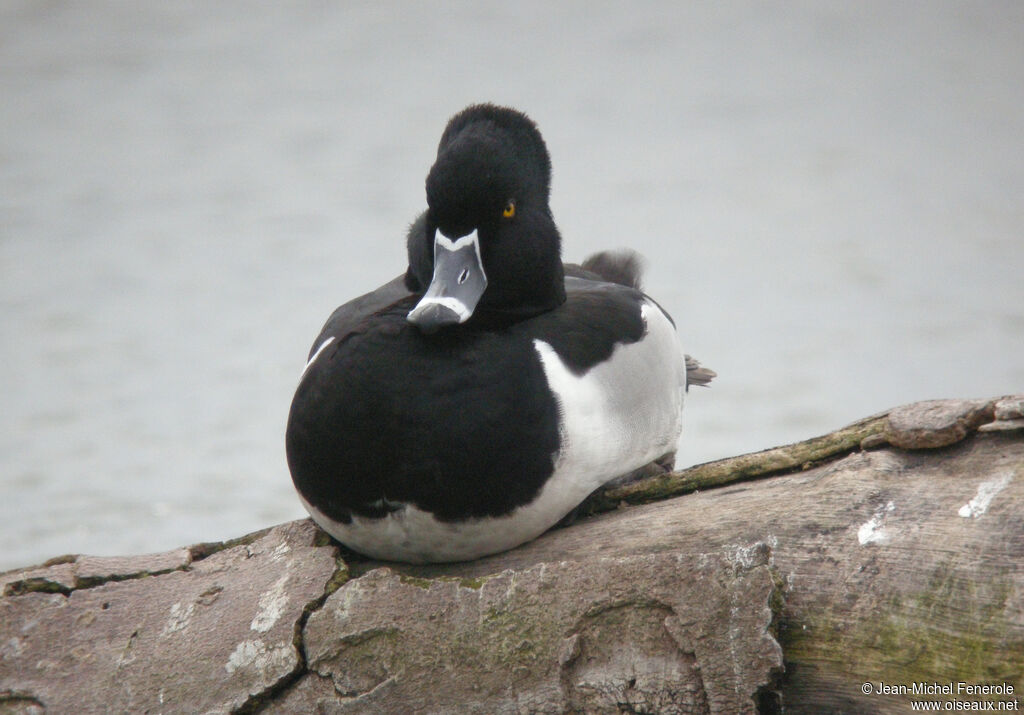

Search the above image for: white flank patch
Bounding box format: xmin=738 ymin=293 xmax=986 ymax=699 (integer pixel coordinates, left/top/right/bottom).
xmin=857 ymin=501 xmax=895 ymax=545
xmin=958 ymin=472 xmax=1013 ymax=518
xmin=296 ymin=300 xmax=687 ymax=563
xmin=533 ymin=302 xmax=685 ymax=482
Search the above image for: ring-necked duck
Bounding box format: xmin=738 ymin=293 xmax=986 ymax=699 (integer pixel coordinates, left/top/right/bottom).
xmin=286 ymin=104 xmax=713 ymax=563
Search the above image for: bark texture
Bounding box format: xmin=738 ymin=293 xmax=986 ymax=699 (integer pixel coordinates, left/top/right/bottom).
xmin=2 ymin=396 xmax=1022 ymax=714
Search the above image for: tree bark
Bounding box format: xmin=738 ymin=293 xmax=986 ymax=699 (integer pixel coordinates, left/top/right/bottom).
xmin=1 ymin=396 xmax=1022 ymax=714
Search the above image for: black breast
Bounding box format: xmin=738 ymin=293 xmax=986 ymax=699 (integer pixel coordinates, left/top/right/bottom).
xmin=286 ymin=295 xmax=562 ymax=524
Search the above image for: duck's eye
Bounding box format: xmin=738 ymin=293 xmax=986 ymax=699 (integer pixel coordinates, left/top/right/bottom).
xmin=502 ymin=200 xmax=516 ymax=219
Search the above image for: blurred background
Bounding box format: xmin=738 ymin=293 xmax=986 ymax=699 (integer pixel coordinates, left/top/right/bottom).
xmin=2 ymin=2 xmax=1022 ymax=570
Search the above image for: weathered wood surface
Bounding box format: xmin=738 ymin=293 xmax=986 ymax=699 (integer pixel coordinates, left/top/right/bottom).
xmin=1 ymin=396 xmax=1022 ymax=714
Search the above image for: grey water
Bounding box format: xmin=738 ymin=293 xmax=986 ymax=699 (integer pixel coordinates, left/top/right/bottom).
xmin=2 ymin=2 xmax=1022 ymax=571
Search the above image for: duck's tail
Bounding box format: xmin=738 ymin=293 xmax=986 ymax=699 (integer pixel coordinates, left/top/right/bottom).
xmin=685 ymin=355 xmax=716 ymax=390
xmin=579 ymin=249 xmax=645 ymax=290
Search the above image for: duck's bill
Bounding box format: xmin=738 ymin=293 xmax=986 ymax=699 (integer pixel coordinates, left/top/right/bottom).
xmin=407 ymin=230 xmax=488 ymax=333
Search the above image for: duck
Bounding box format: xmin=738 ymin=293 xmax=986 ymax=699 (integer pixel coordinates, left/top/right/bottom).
xmin=286 ymin=103 xmax=714 ymax=563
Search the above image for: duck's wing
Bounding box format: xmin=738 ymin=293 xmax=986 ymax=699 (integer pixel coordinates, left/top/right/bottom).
xmin=309 ymin=274 xmax=411 ymax=359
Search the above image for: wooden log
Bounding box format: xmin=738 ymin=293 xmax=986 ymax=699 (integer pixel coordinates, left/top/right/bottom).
xmin=1 ymin=396 xmax=1022 ymax=713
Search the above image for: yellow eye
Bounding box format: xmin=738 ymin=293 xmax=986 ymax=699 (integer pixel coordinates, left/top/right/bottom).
xmin=502 ymin=200 xmax=516 ymax=219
